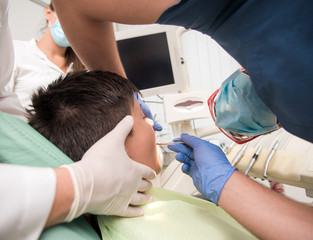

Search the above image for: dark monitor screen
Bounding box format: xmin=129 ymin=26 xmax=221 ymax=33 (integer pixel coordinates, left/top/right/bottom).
xmin=117 ymin=32 xmax=175 ymax=91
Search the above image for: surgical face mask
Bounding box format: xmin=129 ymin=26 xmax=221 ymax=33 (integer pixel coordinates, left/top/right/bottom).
xmin=49 ymin=17 xmax=70 ymax=48
xmin=208 ymin=69 xmax=280 ymax=144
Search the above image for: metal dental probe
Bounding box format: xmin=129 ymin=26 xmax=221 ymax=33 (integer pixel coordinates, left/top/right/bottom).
xmin=245 ymin=146 xmax=262 ymax=175
xmin=231 ymin=143 xmax=249 ymax=166
xmin=156 ymin=142 xmax=184 ymax=145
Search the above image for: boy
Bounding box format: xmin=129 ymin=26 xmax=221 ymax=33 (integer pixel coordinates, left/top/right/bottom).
xmin=28 ymin=70 xmax=161 ymax=174
xmin=28 ymin=70 xmax=255 ymax=240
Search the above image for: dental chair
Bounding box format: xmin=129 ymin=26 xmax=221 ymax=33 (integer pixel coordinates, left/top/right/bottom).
xmin=0 ymin=111 xmax=100 ymax=240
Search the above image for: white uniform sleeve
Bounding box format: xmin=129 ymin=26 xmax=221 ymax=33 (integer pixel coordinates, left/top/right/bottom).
xmin=0 ymin=164 xmax=56 ymax=240
xmin=1 ymin=2 xmax=56 ymax=239
xmin=0 ymin=0 xmax=26 ymax=121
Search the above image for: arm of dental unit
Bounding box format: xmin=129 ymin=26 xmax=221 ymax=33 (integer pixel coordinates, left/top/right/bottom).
xmin=225 ymin=131 xmax=313 ymax=198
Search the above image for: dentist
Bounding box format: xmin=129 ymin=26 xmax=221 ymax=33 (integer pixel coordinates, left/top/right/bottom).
xmin=52 ymin=0 xmax=313 ymax=239
xmin=0 ymin=1 xmax=155 ymax=239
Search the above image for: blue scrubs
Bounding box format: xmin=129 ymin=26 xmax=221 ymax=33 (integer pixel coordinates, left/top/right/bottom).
xmin=157 ymin=0 xmax=313 ymax=143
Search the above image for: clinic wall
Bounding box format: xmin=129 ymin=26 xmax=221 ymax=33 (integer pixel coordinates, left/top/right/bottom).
xmin=9 ymin=0 xmax=47 ymax=41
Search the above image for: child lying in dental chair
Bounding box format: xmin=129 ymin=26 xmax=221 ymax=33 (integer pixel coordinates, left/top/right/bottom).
xmin=28 ymin=70 xmax=256 ymax=240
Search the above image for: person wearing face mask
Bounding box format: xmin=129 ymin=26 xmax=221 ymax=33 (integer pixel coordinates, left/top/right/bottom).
xmin=5 ymin=2 xmax=85 ymax=119
xmin=5 ymin=2 xmax=163 ymax=130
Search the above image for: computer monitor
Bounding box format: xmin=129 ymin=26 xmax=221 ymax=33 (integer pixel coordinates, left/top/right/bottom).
xmin=115 ymin=25 xmax=188 ymax=97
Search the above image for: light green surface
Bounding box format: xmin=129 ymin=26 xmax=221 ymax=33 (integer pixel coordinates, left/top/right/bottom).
xmin=0 ymin=111 xmax=73 ymax=167
xmin=98 ymin=188 xmax=257 ymax=240
xmin=0 ymin=111 xmax=100 ymax=240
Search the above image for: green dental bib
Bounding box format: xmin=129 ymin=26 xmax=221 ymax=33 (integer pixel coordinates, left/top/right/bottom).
xmin=98 ymin=188 xmax=256 ymax=240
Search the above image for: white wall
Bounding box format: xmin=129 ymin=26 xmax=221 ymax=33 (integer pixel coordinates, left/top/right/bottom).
xmin=9 ymin=0 xmax=48 ymax=41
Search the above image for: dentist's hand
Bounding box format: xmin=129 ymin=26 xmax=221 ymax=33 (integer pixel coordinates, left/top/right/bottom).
xmin=63 ymin=116 xmax=156 ymax=221
xmin=134 ymin=94 xmax=162 ymax=131
xmin=168 ymin=134 xmax=236 ymax=205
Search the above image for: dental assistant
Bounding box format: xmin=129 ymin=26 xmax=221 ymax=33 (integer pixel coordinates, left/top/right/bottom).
xmin=5 ymin=3 xmax=84 ymax=116
xmin=52 ymin=0 xmax=313 ymax=239
xmin=0 ymin=1 xmax=155 ymax=239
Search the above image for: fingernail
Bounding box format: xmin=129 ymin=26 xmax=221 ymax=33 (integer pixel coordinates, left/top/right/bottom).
xmin=271 ymin=183 xmax=285 ymax=194
xmin=138 ymin=208 xmax=144 ymax=216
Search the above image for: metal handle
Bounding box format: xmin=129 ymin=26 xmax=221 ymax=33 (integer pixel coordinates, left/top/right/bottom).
xmin=231 ymin=143 xmax=249 ymax=166
xmin=245 ymin=146 xmax=262 ymax=175
xmin=263 ymin=140 xmax=279 ymax=178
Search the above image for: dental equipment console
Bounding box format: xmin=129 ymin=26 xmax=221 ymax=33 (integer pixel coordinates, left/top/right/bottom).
xmin=226 ymin=130 xmax=313 ymax=198
xmin=115 ymin=25 xmax=188 ymax=98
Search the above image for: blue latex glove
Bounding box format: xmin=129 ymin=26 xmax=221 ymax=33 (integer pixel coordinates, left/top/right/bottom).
xmin=135 ymin=94 xmax=162 ymax=131
xmin=168 ymin=134 xmax=236 ymax=205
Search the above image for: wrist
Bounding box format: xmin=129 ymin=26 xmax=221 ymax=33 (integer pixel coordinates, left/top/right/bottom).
xmin=218 ymin=169 xmax=241 ymax=206
xmin=45 ymin=167 xmax=74 ymax=227
xmin=207 ymin=165 xmax=237 ymax=205
xmin=61 ymin=162 xmax=94 ymax=222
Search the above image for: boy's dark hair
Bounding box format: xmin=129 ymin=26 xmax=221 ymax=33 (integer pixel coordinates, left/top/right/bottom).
xmin=27 ymin=70 xmax=139 ymax=162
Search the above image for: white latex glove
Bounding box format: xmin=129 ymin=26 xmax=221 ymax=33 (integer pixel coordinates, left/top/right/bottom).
xmin=63 ymin=116 xmax=156 ymax=221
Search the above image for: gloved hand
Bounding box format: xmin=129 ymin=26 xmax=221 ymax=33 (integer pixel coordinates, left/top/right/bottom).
xmin=168 ymin=133 xmax=236 ymax=205
xmin=63 ymin=116 xmax=156 ymax=221
xmin=134 ymin=94 xmax=162 ymax=131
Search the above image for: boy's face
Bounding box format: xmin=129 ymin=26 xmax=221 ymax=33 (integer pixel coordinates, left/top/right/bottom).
xmin=125 ymin=99 xmax=161 ymax=174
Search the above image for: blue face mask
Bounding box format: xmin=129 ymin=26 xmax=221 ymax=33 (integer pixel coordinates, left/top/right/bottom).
xmin=50 ymin=18 xmax=70 ymax=48
xmin=215 ymin=69 xmax=279 ymax=137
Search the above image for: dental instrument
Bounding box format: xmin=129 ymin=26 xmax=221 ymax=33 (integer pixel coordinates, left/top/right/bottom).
xmin=263 ymin=139 xmax=280 ymax=178
xmin=262 ymin=130 xmax=287 ymax=179
xmin=231 ymin=143 xmax=249 ymax=166
xmin=157 ymin=142 xmax=184 ymax=146
xmin=223 ymin=142 xmax=235 ymax=154
xmin=245 ymin=146 xmax=262 ymax=175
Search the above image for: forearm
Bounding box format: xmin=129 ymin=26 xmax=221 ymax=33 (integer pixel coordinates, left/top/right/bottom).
xmin=53 ymin=0 xmax=178 ymax=24
xmin=52 ymin=0 xmax=178 ymax=73
xmin=218 ymin=171 xmax=313 ymax=240
xmin=45 ymin=168 xmax=74 ymax=228
xmin=50 ymin=3 xmax=125 ymax=75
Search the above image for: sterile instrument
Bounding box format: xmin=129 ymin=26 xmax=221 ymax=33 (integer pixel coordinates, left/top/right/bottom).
xmin=231 ymin=143 xmax=249 ymax=166
xmin=245 ymin=146 xmax=262 ymax=175
xmin=223 ymin=142 xmax=235 ymax=154
xmin=157 ymin=142 xmax=184 ymax=146
xmin=263 ymin=140 xmax=280 ymax=178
